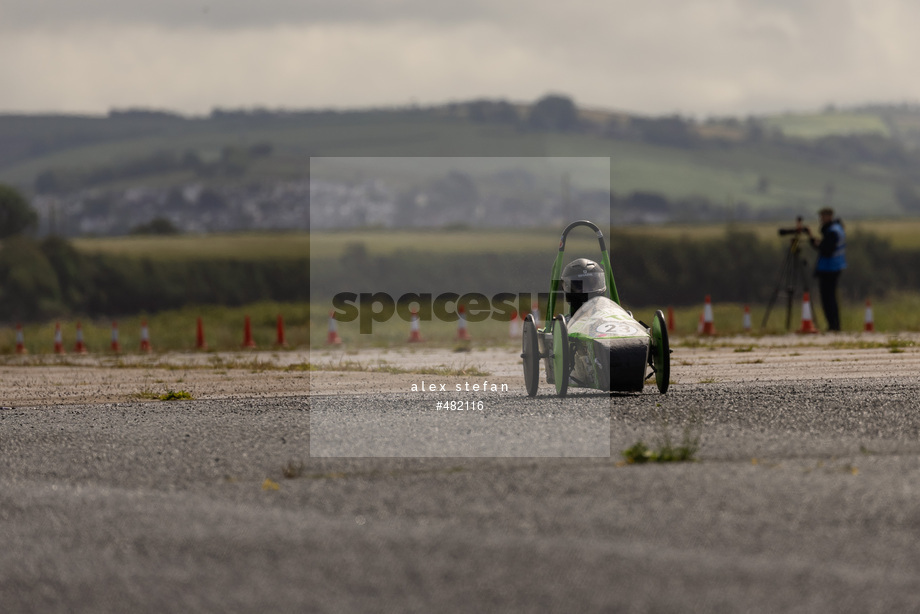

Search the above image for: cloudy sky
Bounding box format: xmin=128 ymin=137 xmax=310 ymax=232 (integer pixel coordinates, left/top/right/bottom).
xmin=1 ymin=0 xmax=918 ymax=117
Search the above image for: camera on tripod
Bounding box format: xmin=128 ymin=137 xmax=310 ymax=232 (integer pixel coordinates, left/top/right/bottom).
xmin=777 ymin=216 xmax=810 ymax=237
xmin=762 ymin=215 xmax=816 ymax=331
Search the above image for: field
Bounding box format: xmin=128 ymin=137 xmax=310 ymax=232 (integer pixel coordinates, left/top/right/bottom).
xmin=72 ymin=232 xmax=311 ymax=261
xmin=762 ymin=111 xmax=891 ymax=139
xmin=71 ymin=218 xmax=920 ymax=262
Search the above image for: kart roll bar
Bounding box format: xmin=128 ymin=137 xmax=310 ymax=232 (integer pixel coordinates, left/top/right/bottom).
xmin=544 ymin=220 xmax=620 ymax=330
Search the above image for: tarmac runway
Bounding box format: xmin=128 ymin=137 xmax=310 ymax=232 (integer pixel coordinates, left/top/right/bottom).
xmin=4 ymin=345 xmax=920 ymax=612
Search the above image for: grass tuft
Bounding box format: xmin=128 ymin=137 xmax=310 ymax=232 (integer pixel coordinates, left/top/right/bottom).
xmin=282 ymin=459 xmax=305 ymax=479
xmin=621 ymin=418 xmax=702 ymax=464
xmin=621 ymin=439 xmax=698 ymax=464
xmin=159 ymin=390 xmax=193 ymax=401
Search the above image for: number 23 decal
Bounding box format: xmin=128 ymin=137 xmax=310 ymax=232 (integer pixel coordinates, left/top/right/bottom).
xmin=595 ymin=321 xmax=642 ymax=336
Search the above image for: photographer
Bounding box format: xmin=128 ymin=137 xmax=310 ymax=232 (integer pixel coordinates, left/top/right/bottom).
xmin=806 ymin=207 xmax=846 ymax=331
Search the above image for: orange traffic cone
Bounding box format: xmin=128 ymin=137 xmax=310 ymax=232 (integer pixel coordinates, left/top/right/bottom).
xmin=864 ymin=299 xmax=875 ymax=332
xmin=456 ymin=305 xmax=471 ymax=341
xmin=797 ymin=292 xmax=818 ymax=334
xmin=74 ymin=322 xmax=88 ymax=354
xmin=242 ymin=315 xmax=257 ymax=349
xmin=326 ymin=311 xmax=342 ymax=345
xmin=140 ymin=320 xmax=152 ymax=353
xmin=15 ymin=324 xmax=27 ymax=355
xmin=196 ymin=317 xmax=207 ymax=351
xmin=275 ymin=314 xmax=287 ymax=347
xmin=54 ymin=322 xmax=65 ymax=354
xmin=667 ymin=307 xmax=675 ymax=333
xmin=407 ymin=309 xmax=423 ymax=343
xmin=742 ymin=305 xmax=752 ymax=333
xmin=110 ymin=321 xmax=121 ymax=353
xmin=701 ymin=295 xmax=715 ymax=335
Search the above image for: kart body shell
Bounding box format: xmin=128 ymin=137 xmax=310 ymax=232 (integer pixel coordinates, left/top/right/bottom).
xmin=521 ymin=220 xmax=670 ymax=397
xmin=540 ymin=296 xmax=649 ymax=392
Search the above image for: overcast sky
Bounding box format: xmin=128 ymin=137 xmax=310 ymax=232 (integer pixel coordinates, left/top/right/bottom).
xmin=2 ymin=0 xmax=919 ymax=117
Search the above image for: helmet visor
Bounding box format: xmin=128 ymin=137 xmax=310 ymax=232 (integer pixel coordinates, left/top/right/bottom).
xmin=564 ymin=270 xmax=606 ymax=295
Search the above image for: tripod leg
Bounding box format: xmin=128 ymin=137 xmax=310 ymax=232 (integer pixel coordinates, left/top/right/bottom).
xmin=762 ymin=247 xmax=796 ymax=330
xmin=782 ymin=251 xmax=796 ymax=331
xmin=761 ymin=287 xmax=780 ymax=329
xmin=785 ymin=289 xmax=794 ymax=331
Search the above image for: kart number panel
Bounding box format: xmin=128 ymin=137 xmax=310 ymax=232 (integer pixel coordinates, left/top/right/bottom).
xmin=567 ymin=297 xmax=649 ymax=340
xmin=592 ymin=320 xmax=647 ymax=338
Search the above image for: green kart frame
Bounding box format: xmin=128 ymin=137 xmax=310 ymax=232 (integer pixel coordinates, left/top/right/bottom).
xmin=521 ymin=220 xmax=670 ymax=397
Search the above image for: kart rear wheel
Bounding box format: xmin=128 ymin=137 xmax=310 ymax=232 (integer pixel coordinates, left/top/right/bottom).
xmin=651 ymin=309 xmax=670 ymax=394
xmin=522 ymin=314 xmax=540 ymax=397
xmin=552 ymin=314 xmax=571 ymax=397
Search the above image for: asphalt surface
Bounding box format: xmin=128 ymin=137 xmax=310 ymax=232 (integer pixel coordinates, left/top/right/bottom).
xmin=4 ymin=379 xmax=920 ymax=612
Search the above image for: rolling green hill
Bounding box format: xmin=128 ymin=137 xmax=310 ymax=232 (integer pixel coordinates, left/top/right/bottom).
xmin=3 ymin=100 xmax=920 ymax=222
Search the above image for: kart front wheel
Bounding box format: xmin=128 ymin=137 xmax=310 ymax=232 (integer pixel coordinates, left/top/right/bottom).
xmin=552 ymin=314 xmax=571 ymax=397
xmin=522 ymin=314 xmax=540 ymax=397
xmin=651 ymin=309 xmax=670 ymax=394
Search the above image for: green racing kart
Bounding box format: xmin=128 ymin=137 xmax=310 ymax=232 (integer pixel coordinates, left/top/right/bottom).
xmin=521 ymin=220 xmax=670 ymax=397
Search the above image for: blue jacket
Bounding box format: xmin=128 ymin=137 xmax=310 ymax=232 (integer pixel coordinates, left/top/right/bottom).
xmin=815 ymin=220 xmax=846 ymax=273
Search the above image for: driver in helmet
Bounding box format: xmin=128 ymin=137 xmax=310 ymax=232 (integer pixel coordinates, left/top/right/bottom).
xmin=561 ymin=258 xmax=607 ymax=316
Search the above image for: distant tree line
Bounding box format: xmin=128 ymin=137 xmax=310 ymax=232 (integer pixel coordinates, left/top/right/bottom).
xmin=0 ymin=227 xmax=916 ymax=322
xmin=0 ymin=236 xmax=311 ymax=322
xmin=450 ymin=95 xmax=920 ymax=181
xmin=0 ymin=184 xmax=38 ymax=237
xmin=313 ymin=229 xmax=920 ymax=309
xmin=129 ymin=217 xmax=180 ymax=235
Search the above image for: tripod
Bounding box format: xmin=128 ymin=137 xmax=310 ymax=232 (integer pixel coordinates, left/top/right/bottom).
xmin=761 ymin=232 xmax=817 ymax=331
